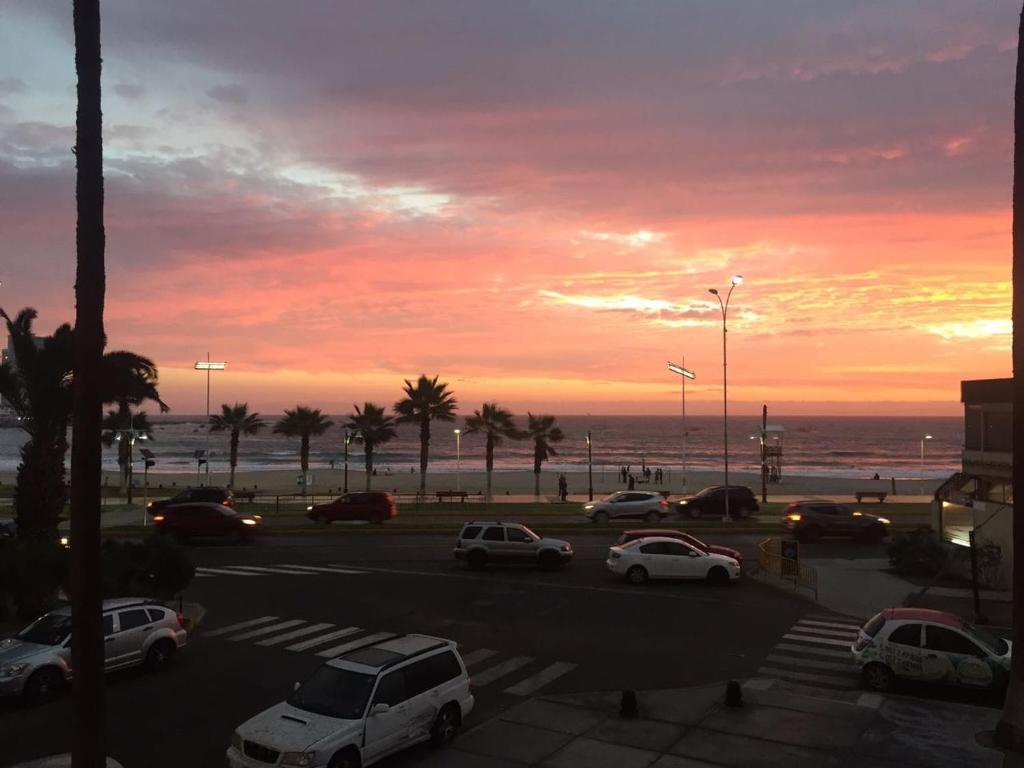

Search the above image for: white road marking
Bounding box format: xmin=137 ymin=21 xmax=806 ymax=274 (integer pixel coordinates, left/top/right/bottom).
xmin=471 ymin=656 xmax=534 ymax=687
xmin=204 ymin=616 xmax=279 ymax=637
xmin=504 ymin=662 xmax=577 ymax=696
xmin=229 ymin=619 xmax=308 ymax=641
xmin=256 ymin=623 xmax=335 ymax=647
xmin=195 ymin=567 xmax=264 ymax=577
xmin=775 ymin=642 xmax=852 ymax=660
xmin=277 ymin=564 xmax=366 ymax=575
xmin=460 ymin=649 xmax=499 ymax=668
xmin=317 ymin=632 xmax=397 ymax=659
xmin=217 ymin=565 xmax=316 ymax=576
xmin=765 ymin=653 xmax=855 ymax=673
xmin=285 ymin=626 xmax=363 ymax=652
xmin=781 ymin=633 xmax=853 ymax=648
xmin=757 ymin=666 xmax=859 ymax=689
xmin=797 ymin=619 xmax=862 ymax=631
xmin=792 ymin=623 xmax=858 ymax=639
xmin=857 ymin=692 xmax=884 ymax=709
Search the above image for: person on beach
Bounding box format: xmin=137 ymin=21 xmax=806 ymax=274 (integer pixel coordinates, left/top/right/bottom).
xmin=628 ymin=474 xmax=635 ymax=490
xmin=558 ymin=473 xmax=568 ymax=502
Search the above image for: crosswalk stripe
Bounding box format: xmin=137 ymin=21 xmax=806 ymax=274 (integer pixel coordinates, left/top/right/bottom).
xmin=229 ymin=619 xmax=308 ymax=641
xmin=205 ymin=616 xmax=279 ymax=637
xmin=471 ymin=656 xmax=533 ymax=687
xmin=277 ymin=565 xmax=366 ymax=575
xmin=195 ymin=573 xmax=213 ymax=577
xmin=195 ymin=567 xmax=264 ymax=577
xmin=775 ymin=642 xmax=854 ymax=660
xmin=317 ymin=632 xmax=397 ymax=659
xmin=285 ymin=626 xmax=363 ymax=652
xmin=797 ymin=619 xmax=862 ymax=631
xmin=765 ymin=653 xmax=856 ymax=674
xmin=792 ymin=624 xmax=859 ymax=639
xmin=460 ymin=649 xmax=499 ymax=668
xmin=504 ymin=662 xmax=577 ymax=696
xmin=782 ymin=633 xmax=853 ymax=648
xmin=218 ymin=565 xmax=317 ymax=576
xmin=757 ymin=666 xmax=859 ymax=689
xmin=256 ymin=623 xmax=335 ymax=647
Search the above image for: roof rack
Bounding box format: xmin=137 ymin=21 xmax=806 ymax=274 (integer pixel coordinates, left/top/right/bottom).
xmin=337 ymin=633 xmax=405 ymax=660
xmin=379 ymin=640 xmax=450 ymax=670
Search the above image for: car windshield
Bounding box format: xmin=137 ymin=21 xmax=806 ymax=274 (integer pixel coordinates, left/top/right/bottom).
xmin=683 ymin=534 xmax=706 ymax=550
xmin=287 ymin=665 xmax=376 ymax=720
xmin=965 ymin=622 xmax=1009 ymax=656
xmin=693 ymin=487 xmax=717 ymax=497
xmin=18 ymin=613 xmax=72 ymax=646
xmin=518 ymin=525 xmax=540 ymax=540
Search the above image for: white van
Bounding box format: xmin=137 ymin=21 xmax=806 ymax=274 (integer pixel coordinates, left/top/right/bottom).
xmin=227 ymin=634 xmax=473 ymax=768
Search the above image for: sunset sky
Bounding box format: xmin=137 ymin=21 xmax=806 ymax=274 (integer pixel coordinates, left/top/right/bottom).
xmin=0 ymin=2 xmax=1014 ymax=416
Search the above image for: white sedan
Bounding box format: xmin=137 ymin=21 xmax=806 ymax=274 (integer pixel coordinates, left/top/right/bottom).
xmin=606 ymin=536 xmax=741 ymax=585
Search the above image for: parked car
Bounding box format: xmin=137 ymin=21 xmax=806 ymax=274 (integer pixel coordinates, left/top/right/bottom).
xmin=783 ymin=500 xmax=891 ymax=542
xmin=675 ymin=486 xmax=759 ymax=518
xmin=0 ymin=597 xmax=187 ymax=704
xmin=616 ymin=529 xmax=744 ymax=566
xmin=582 ymin=491 xmax=669 ymax=524
xmin=852 ymin=607 xmax=1011 ymax=693
xmin=453 ymin=522 xmax=573 ymax=570
xmin=0 ymin=518 xmax=16 ymax=543
xmin=227 ymin=633 xmax=473 ymax=768
xmin=606 ymin=536 xmax=741 ymax=585
xmin=152 ymin=502 xmax=261 ymax=543
xmin=147 ymin=487 xmax=235 ymax=516
xmin=307 ymin=492 xmax=398 ymax=524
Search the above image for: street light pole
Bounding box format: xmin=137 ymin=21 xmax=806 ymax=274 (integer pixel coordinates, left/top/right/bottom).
xmin=920 ymin=434 xmax=933 ymax=496
xmin=667 ymin=360 xmax=696 ymax=492
xmin=194 ymin=355 xmax=226 ymax=487
xmin=709 ymin=275 xmax=743 ymax=523
xmin=454 ymin=429 xmax=462 ymax=492
xmin=343 ymin=429 xmax=350 ymax=494
xmin=586 ymin=431 xmax=593 ymax=501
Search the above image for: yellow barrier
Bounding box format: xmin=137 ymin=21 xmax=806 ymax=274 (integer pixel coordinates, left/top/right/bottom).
xmin=756 ymin=538 xmax=818 ymax=600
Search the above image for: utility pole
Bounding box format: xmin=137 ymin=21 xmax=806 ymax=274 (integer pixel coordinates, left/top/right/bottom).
xmin=761 ymin=404 xmax=768 ymax=504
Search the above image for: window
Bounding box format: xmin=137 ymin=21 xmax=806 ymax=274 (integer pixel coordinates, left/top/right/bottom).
xmin=403 ymin=651 xmax=463 ymax=697
xmin=460 ymin=526 xmax=482 ymax=540
xmin=924 ymin=626 xmax=982 ymax=656
xmin=372 ymin=671 xmax=407 ymax=706
xmin=663 ymin=542 xmax=694 ymax=557
xmin=862 ymin=613 xmax=887 ymax=638
xmin=103 ymin=614 xmax=114 ymax=636
xmin=147 ymin=608 xmax=167 ymax=623
xmin=482 ymin=527 xmax=505 ymax=542
xmin=507 ymin=528 xmax=533 ymax=543
xmin=887 ymin=624 xmax=921 ymax=647
xmin=639 ymin=542 xmax=667 ymax=555
xmin=117 ymin=609 xmax=151 ymax=632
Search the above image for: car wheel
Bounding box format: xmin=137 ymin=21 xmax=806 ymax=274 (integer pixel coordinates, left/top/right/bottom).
xmin=645 ymin=510 xmax=660 ymax=524
xmin=707 ymin=566 xmax=731 ymax=585
xmin=735 ymin=505 xmax=752 ymax=519
xmin=328 ymin=747 xmax=362 ymax=768
xmin=317 ymin=512 xmax=330 ymax=525
xmin=687 ymin=505 xmax=701 ymax=519
xmin=431 ymin=703 xmax=462 ymax=746
xmin=626 ymin=565 xmax=648 ymax=584
xmin=862 ymin=662 xmax=895 ymax=692
xmin=467 ymin=549 xmax=488 ymax=571
xmin=538 ymin=550 xmax=562 ymax=570
xmin=25 ymin=667 xmax=63 ymax=705
xmin=593 ymin=511 xmax=609 ymax=525
xmin=145 ymin=639 xmax=176 ymax=672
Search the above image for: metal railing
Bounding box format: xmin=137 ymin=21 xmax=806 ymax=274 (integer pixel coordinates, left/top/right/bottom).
xmin=756 ymin=537 xmax=818 ymax=600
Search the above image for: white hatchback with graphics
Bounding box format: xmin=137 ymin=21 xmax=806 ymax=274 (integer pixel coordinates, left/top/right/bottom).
xmin=227 ymin=634 xmax=473 ymax=768
xmin=852 ymin=607 xmax=1011 ymax=692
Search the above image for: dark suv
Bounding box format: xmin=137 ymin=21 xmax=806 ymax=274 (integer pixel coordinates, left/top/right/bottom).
xmin=783 ymin=500 xmax=891 ymax=542
xmin=307 ymin=492 xmax=398 ymax=524
xmin=676 ymin=486 xmax=759 ymax=518
xmin=147 ymin=487 xmax=235 ymax=517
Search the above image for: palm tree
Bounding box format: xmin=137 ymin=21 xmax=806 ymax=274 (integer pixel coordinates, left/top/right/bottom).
xmin=101 ymin=404 xmax=155 ymax=502
xmin=209 ymin=403 xmax=266 ymax=489
xmin=345 ymin=403 xmax=398 ymax=490
xmin=393 ymin=375 xmax=457 ymax=495
xmin=996 ymin=3 xmax=1024 ymax=751
xmin=274 ymin=406 xmax=334 ymax=494
xmin=527 ymin=413 xmax=565 ymax=498
xmin=464 ymin=403 xmax=525 ymax=500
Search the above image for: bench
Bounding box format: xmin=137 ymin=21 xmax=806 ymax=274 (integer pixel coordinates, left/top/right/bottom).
xmin=855 ymin=491 xmax=887 ymax=503
xmin=436 ymin=490 xmax=469 ymax=502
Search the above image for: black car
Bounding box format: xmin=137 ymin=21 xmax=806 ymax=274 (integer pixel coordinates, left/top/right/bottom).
xmin=783 ymin=500 xmax=891 ymax=542
xmin=147 ymin=487 xmax=235 ymax=517
xmin=676 ymin=486 xmax=759 ymax=519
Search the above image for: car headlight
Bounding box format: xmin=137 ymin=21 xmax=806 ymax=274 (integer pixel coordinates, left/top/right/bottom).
xmin=230 ymin=731 xmax=243 ymax=751
xmin=280 ymin=752 xmax=315 ymax=767
xmin=583 ymin=504 xmax=594 ymax=510
xmin=877 ymin=517 xmax=891 ymax=525
xmin=307 ymin=505 xmax=314 ymax=511
xmin=561 ymin=544 xmax=571 ymax=552
xmin=679 ymin=500 xmax=688 ymax=505
xmin=3 ymin=662 xmax=29 ymax=677
xmin=241 ymin=518 xmax=257 ymax=526
xmin=59 ymin=536 xmax=70 ymax=548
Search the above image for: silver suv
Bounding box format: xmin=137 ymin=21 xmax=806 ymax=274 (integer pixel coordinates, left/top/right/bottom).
xmin=583 ymin=491 xmax=669 ymax=524
xmin=453 ymin=522 xmax=573 ymax=570
xmin=0 ymin=597 xmax=187 ymax=704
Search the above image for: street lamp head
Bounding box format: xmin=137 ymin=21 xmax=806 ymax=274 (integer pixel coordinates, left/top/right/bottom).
xmin=585 ymin=434 xmax=592 ymax=446
xmin=923 ymin=434 xmax=933 ymax=440
xmin=667 ymin=361 xmax=696 ymax=379
xmin=731 ymin=275 xmax=744 ymax=286
xmin=194 ymin=361 xmax=226 ymax=370
xmin=708 ymin=288 xmax=719 ymax=296
xmin=453 ymin=428 xmax=461 ymax=435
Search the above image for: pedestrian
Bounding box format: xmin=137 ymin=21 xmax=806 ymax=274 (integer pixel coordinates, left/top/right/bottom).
xmin=628 ymin=474 xmax=635 ymax=490
xmin=559 ymin=474 xmax=569 ymax=502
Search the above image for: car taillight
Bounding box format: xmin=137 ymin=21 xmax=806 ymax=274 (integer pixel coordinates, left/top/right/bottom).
xmin=223 ymin=499 xmax=232 ymax=506
xmin=153 ymin=514 xmax=165 ymax=522
xmin=176 ymin=612 xmax=186 ymax=629
xmin=660 ymin=499 xmax=668 ymax=506
xmin=786 ymin=514 xmax=801 ymax=522
xmin=853 ymin=634 xmax=871 ymax=651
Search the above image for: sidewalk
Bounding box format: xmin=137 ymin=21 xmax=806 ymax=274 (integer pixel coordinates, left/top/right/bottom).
xmin=414 ymin=680 xmax=1004 ymax=768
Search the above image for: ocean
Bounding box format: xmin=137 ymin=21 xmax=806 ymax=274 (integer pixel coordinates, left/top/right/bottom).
xmin=0 ymin=414 xmax=962 ymax=480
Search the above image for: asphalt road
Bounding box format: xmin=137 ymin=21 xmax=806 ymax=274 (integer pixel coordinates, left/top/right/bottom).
xmin=0 ymin=532 xmax=850 ymax=768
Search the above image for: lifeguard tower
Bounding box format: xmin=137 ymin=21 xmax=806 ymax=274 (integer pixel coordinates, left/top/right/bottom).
xmin=763 ymin=424 xmax=784 ymax=483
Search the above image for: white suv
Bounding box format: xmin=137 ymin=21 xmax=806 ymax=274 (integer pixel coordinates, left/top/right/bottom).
xmin=453 ymin=522 xmax=573 ymax=570
xmin=228 ymin=634 xmax=473 ymax=768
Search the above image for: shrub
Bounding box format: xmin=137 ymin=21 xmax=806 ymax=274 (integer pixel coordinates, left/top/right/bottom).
xmin=0 ymin=538 xmax=69 ymax=620
xmin=887 ymin=528 xmax=947 ymax=577
xmin=100 ymin=535 xmax=194 ymax=601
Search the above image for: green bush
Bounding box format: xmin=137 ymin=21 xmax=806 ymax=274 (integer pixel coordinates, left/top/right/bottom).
xmin=887 ymin=528 xmax=946 ymax=577
xmin=0 ymin=538 xmax=69 ymax=620
xmin=100 ymin=535 xmax=194 ymax=600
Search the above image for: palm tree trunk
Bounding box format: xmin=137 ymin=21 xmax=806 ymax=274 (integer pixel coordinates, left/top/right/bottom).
xmin=485 ymin=436 xmax=494 ymax=501
xmin=300 ymin=434 xmax=309 ymax=495
xmin=997 ymin=4 xmax=1024 ymax=750
xmin=533 ymin=453 xmax=542 ymax=498
xmin=365 ymin=445 xmax=373 ymax=491
xmin=419 ymin=417 xmax=429 ymax=495
xmin=71 ymin=1 xmax=107 ymax=764
xmin=229 ymin=430 xmax=239 ymax=489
